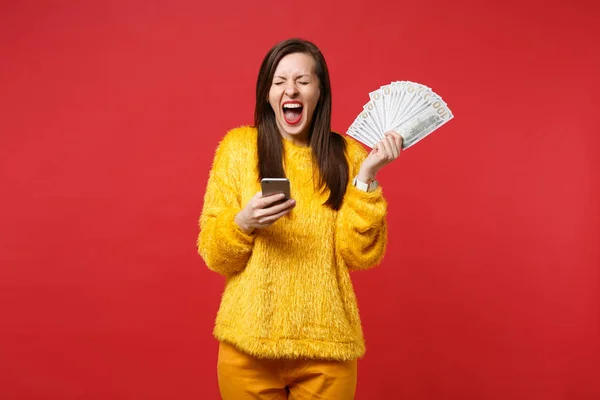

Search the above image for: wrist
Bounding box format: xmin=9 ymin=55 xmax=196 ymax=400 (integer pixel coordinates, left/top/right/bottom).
xmin=357 ymin=169 xmax=376 ymax=183
xmin=234 ymin=213 xmax=254 ymax=235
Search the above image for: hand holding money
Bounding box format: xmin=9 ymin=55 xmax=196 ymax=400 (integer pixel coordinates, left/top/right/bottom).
xmin=347 ymin=81 xmax=454 ymax=150
xmin=358 ymin=131 xmax=403 ymax=182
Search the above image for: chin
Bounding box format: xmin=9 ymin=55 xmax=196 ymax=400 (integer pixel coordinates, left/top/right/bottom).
xmin=278 ymin=118 xmax=309 ymax=140
xmin=286 ymin=125 xmax=306 ymax=136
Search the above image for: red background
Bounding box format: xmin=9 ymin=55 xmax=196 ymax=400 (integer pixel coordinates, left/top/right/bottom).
xmin=1 ymin=1 xmax=599 ymax=399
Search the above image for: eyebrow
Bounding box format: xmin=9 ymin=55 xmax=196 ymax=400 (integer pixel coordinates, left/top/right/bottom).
xmin=273 ymin=74 xmax=312 ymax=80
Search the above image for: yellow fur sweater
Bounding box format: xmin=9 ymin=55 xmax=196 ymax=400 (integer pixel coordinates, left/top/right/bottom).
xmin=197 ymin=126 xmax=387 ymax=361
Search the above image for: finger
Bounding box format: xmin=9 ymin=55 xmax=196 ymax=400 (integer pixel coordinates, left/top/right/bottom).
xmin=258 ymin=198 xmax=295 ymax=218
xmin=384 ymin=134 xmax=399 ymax=159
xmin=396 ymin=133 xmax=404 ymax=150
xmin=249 ymin=191 xmax=264 ymax=209
xmin=378 ymin=137 xmax=394 ymax=161
xmin=371 ymin=142 xmax=379 ymax=154
xmin=257 ymin=200 xmax=296 ymax=224
xmin=389 ymin=135 xmax=400 ymax=158
xmin=260 ymin=193 xmax=287 ymax=208
xmin=385 ymin=131 xmax=403 ymax=153
xmin=385 ymin=130 xmax=401 ymax=140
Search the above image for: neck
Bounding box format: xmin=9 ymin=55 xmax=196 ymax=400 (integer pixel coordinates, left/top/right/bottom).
xmin=280 ymin=131 xmax=309 ymax=147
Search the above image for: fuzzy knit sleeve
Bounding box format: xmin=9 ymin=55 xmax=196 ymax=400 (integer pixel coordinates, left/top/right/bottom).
xmin=197 ymin=129 xmax=255 ymax=277
xmin=335 ymin=137 xmax=388 ymax=271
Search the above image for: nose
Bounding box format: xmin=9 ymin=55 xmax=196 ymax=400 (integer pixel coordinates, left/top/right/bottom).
xmin=284 ymin=82 xmax=298 ymax=97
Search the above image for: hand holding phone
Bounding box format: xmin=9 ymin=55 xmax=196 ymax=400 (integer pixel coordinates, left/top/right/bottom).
xmin=234 ymin=178 xmax=295 ymax=234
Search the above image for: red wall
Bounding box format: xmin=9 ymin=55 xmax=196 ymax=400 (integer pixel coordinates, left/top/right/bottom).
xmin=1 ymin=1 xmax=599 ymax=399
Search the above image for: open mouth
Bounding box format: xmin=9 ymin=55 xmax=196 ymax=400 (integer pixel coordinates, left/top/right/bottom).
xmin=282 ymin=101 xmax=303 ymax=125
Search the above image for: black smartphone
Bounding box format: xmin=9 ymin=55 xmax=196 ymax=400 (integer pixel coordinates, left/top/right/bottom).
xmin=261 ymin=178 xmax=291 ymax=202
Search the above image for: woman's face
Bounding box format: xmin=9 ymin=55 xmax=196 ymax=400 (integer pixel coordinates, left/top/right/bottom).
xmin=268 ymin=52 xmax=320 ymax=145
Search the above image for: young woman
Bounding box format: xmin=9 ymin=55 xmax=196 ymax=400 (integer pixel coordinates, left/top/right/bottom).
xmin=197 ymin=38 xmax=402 ymax=399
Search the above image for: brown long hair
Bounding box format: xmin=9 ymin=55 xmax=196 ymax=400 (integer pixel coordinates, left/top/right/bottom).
xmin=254 ymin=38 xmax=348 ymax=210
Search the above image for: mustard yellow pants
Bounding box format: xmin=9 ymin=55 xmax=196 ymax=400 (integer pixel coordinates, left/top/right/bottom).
xmin=217 ymin=341 xmax=358 ymax=399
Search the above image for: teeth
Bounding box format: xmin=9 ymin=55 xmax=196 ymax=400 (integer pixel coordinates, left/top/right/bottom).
xmin=283 ymin=103 xmax=302 ymax=109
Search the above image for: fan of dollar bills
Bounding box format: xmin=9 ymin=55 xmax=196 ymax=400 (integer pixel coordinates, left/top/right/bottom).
xmin=347 ymin=81 xmax=454 ymax=149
